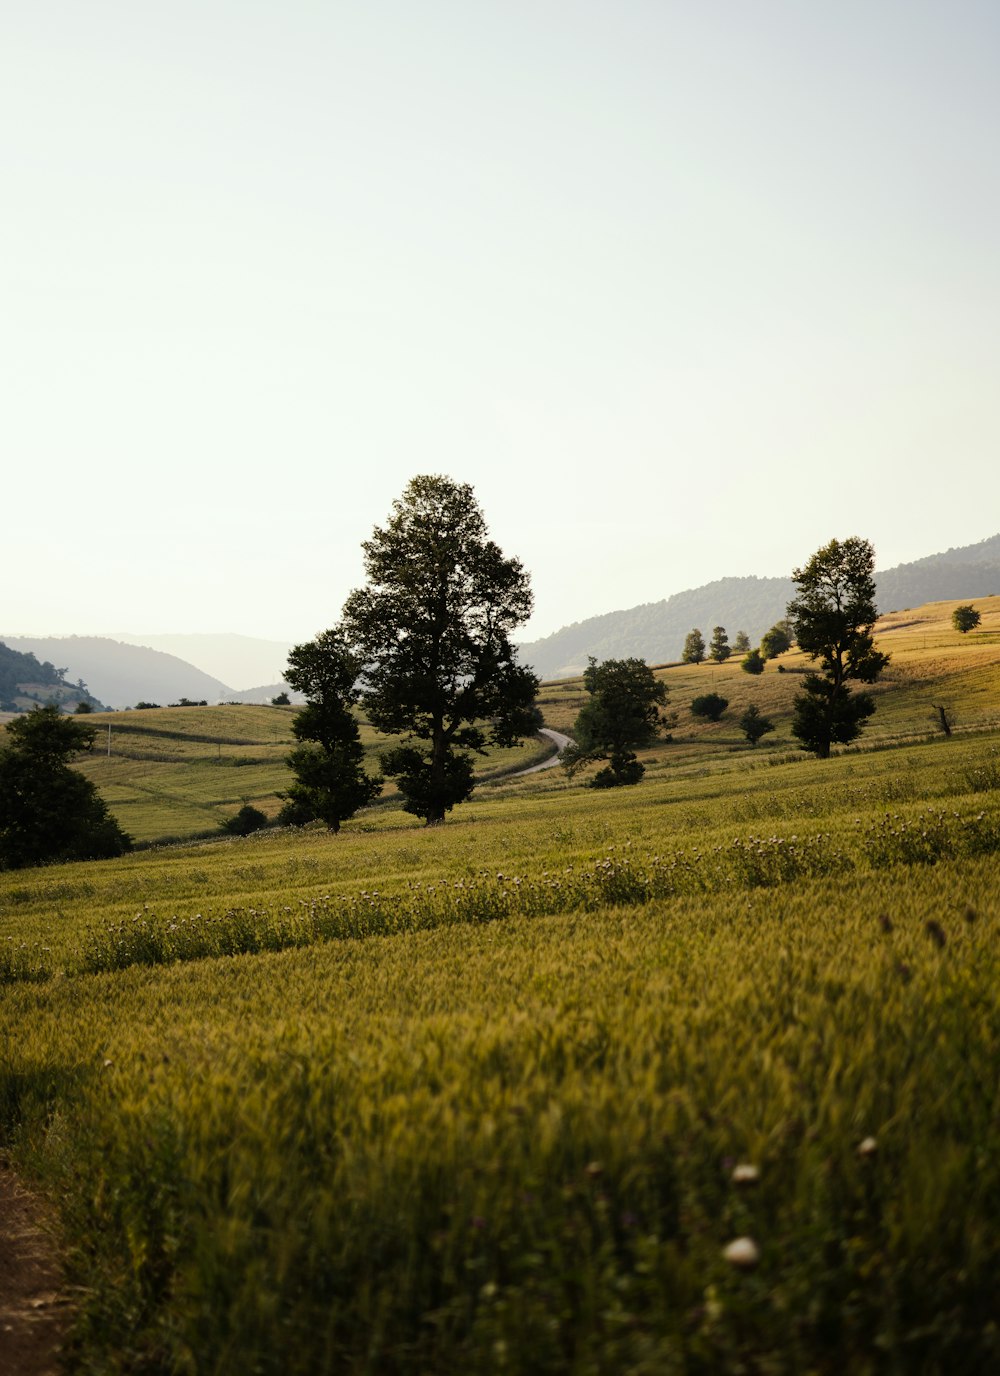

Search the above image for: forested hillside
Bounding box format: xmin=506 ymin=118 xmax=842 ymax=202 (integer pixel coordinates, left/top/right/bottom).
xmin=519 ymin=533 xmax=1000 ymax=680
xmin=0 ymin=640 xmax=103 ymax=712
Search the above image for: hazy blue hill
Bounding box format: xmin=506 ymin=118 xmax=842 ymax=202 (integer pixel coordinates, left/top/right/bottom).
xmin=110 ymin=632 xmax=293 ymax=692
xmin=0 ymin=636 xmax=232 ymax=709
xmin=518 ymin=534 xmax=1000 ymax=680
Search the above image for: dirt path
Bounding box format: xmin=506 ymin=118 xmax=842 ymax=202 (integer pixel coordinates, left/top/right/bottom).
xmin=514 ymin=728 xmax=572 ymax=776
xmin=0 ymin=1165 xmax=71 ymax=1376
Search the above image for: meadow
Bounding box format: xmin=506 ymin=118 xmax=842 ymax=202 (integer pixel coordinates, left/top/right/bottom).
xmin=2 ymin=597 xmax=1000 ymax=1373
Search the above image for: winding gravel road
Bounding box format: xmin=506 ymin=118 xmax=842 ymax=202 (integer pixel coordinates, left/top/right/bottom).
xmin=515 ymin=728 xmax=573 ymax=776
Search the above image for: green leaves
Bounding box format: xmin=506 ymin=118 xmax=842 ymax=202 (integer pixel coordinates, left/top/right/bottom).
xmin=787 ymin=538 xmax=889 ymax=757
xmin=340 ymin=476 xmax=538 ymax=822
xmin=567 ymin=658 xmax=668 ymax=788
xmin=0 ymin=705 xmax=130 ymax=868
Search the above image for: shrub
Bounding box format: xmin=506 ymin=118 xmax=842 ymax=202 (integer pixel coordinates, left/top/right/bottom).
xmin=221 ymin=804 xmax=269 ymax=836
xmin=691 ymin=693 xmax=729 ymax=722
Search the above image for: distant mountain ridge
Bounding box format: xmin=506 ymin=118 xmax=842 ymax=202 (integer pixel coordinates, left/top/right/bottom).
xmin=7 ymin=534 xmax=999 ymax=699
xmin=0 ymin=636 xmax=232 ymax=709
xmin=0 ymin=634 xmax=301 ymax=710
xmin=518 ymin=533 xmax=1000 ymax=680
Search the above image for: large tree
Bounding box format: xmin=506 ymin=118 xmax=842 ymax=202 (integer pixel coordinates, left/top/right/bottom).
xmin=340 ymin=476 xmax=539 ymax=824
xmin=280 ymin=630 xmax=383 ymax=831
xmin=786 ymin=537 xmax=889 ymax=758
xmin=0 ymin=706 xmax=131 ymax=869
xmin=563 ymin=657 xmax=668 ymax=788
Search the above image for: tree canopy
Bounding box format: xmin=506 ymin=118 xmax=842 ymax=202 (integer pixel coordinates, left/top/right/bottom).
xmin=280 ymin=630 xmax=382 ymax=831
xmin=952 ymin=605 xmax=981 ymax=634
xmin=340 ymin=475 xmax=539 ymax=823
xmin=563 ymin=657 xmax=668 ymax=788
xmin=739 ymin=704 xmax=775 ymax=746
xmin=759 ymin=620 xmax=793 ymax=660
xmin=708 ymin=627 xmax=731 ymax=663
xmin=786 ymin=537 xmax=889 ymax=758
xmin=690 ymin=693 xmax=728 ymax=722
xmin=0 ymin=706 xmax=130 ymax=869
xmin=682 ymin=629 xmax=706 ymax=664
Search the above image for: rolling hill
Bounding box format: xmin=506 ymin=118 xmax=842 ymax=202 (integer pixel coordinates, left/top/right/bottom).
xmin=518 ymin=532 xmax=1000 ymax=680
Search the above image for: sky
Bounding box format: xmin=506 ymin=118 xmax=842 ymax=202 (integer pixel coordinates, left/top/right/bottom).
xmin=4 ymin=1 xmax=999 ymax=645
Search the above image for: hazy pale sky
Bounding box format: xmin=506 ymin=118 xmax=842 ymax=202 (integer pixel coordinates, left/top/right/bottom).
xmin=4 ymin=1 xmax=999 ymax=643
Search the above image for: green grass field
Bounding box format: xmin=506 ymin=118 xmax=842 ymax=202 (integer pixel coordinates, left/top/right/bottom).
xmin=2 ymin=596 xmax=1000 ymax=1373
xmin=67 ymin=704 xmax=554 ymax=844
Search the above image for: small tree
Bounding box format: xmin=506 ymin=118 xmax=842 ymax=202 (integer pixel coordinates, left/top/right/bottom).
xmin=690 ymin=693 xmax=728 ymax=722
xmin=760 ymin=620 xmax=794 ymax=660
xmin=952 ymin=605 xmax=981 ymax=634
xmin=739 ymin=704 xmax=775 ymax=746
xmin=281 ymin=630 xmax=383 ymax=832
xmin=271 ymin=691 xmax=291 ymax=706
xmin=0 ymin=706 xmax=131 ymax=869
xmin=563 ymin=657 xmax=668 ymax=788
xmin=741 ymin=649 xmax=765 ymax=676
xmin=682 ymin=629 xmax=706 ymax=664
xmin=732 ymin=631 xmax=751 ymax=654
xmin=340 ymin=476 xmax=539 ymax=823
xmin=708 ymin=627 xmax=731 ymax=663
xmin=787 ymin=537 xmax=889 ymax=758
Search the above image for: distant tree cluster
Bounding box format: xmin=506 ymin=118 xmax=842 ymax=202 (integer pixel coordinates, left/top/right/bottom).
xmin=674 ymin=540 xmax=891 ymax=758
xmin=682 ymin=619 xmax=795 ymax=674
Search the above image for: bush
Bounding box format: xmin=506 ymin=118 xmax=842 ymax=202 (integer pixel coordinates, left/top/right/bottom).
xmin=690 ymin=693 xmax=728 ymax=722
xmin=221 ymin=804 xmax=269 ymax=837
xmin=741 ymin=649 xmax=765 ymax=676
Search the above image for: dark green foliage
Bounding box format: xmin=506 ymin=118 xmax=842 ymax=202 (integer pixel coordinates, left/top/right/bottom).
xmin=732 ymin=630 xmax=751 ymax=654
xmin=563 ymin=657 xmax=668 ymax=788
xmin=790 ymin=676 xmax=876 ymax=755
xmin=221 ymin=804 xmax=269 ymax=836
xmin=760 ymin=619 xmax=794 ymax=659
xmin=0 ymin=642 xmax=65 ymax=701
xmin=0 ymin=706 xmax=131 ymax=869
xmin=340 ymin=476 xmax=538 ymax=824
xmin=952 ymin=604 xmax=981 ymax=634
xmin=681 ymin=629 xmax=706 ymax=664
xmin=708 ymin=626 xmax=731 ymax=663
xmin=738 ymin=703 xmax=776 ymax=745
xmin=282 ymin=630 xmax=382 ymax=832
xmin=741 ymin=649 xmax=765 ymax=675
xmin=271 ymin=691 xmax=291 ymax=705
xmin=787 ymin=537 xmax=889 ymax=758
xmin=74 ymin=701 xmax=93 ymax=714
xmin=134 ymin=702 xmax=161 ymax=710
xmin=170 ymin=698 xmax=208 ymax=707
xmin=690 ymin=693 xmax=728 ymax=722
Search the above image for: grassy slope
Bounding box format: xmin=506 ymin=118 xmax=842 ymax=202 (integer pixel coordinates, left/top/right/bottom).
xmin=70 ymin=704 xmax=553 ymax=843
xmin=2 ymin=598 xmax=1000 ymax=1373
